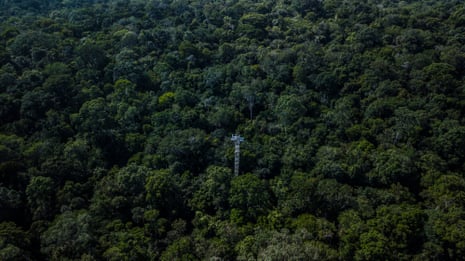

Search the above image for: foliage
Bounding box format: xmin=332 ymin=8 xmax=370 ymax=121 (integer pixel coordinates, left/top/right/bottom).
xmin=1 ymin=0 xmax=465 ymax=259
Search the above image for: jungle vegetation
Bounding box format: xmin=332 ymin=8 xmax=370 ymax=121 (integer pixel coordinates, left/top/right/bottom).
xmin=1 ymin=0 xmax=465 ymax=260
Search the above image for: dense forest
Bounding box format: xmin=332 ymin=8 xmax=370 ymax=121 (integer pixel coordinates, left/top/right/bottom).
xmin=1 ymin=0 xmax=465 ymax=259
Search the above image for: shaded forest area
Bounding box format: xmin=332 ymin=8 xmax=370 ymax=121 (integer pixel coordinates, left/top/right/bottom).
xmin=1 ymin=0 xmax=465 ymax=260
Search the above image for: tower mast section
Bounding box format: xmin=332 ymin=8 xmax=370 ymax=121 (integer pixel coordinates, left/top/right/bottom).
xmin=231 ymin=134 xmax=244 ymax=176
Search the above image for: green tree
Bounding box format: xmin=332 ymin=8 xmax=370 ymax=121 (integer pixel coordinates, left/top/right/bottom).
xmin=236 ymin=228 xmax=337 ymax=261
xmin=275 ymin=171 xmax=318 ymax=216
xmin=355 ymin=230 xmax=389 ymax=261
xmin=291 ymin=214 xmax=336 ymax=243
xmin=423 ymin=174 xmax=465 ymax=210
xmin=26 ymin=176 xmax=55 ymax=220
xmin=424 ymin=207 xmax=465 ymax=259
xmin=156 ymin=128 xmax=210 ymax=174
xmin=0 ymin=222 xmax=31 ymax=260
xmin=237 ymin=13 xmax=268 ymax=39
xmin=315 ymin=179 xmax=355 ymax=219
xmin=190 ymin=166 xmax=232 ymax=215
xmin=160 ymin=236 xmax=197 ymax=261
xmin=275 ymin=94 xmax=307 ymax=132
xmin=99 ymin=219 xmax=156 ymax=261
xmin=41 ymin=210 xmax=96 ymax=260
xmin=367 ymin=204 xmax=425 ymax=258
xmin=432 ymin=119 xmax=465 ymax=168
xmin=90 ymin=164 xmax=150 ymax=222
xmin=368 ymin=147 xmax=417 ymax=186
xmin=145 ymin=169 xmax=182 ymax=219
xmin=76 ymin=41 xmax=109 ymax=70
xmin=229 ymin=173 xmax=270 ymax=222
xmin=338 ymin=210 xmax=366 ymax=259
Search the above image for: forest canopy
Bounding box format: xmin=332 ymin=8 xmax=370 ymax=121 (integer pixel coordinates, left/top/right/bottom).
xmin=2 ymin=0 xmax=465 ymax=260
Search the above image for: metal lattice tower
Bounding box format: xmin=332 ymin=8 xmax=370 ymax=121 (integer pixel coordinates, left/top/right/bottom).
xmin=231 ymin=134 xmax=244 ymax=176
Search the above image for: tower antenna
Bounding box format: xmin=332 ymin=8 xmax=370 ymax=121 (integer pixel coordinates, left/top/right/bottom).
xmin=231 ymin=134 xmax=244 ymax=176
